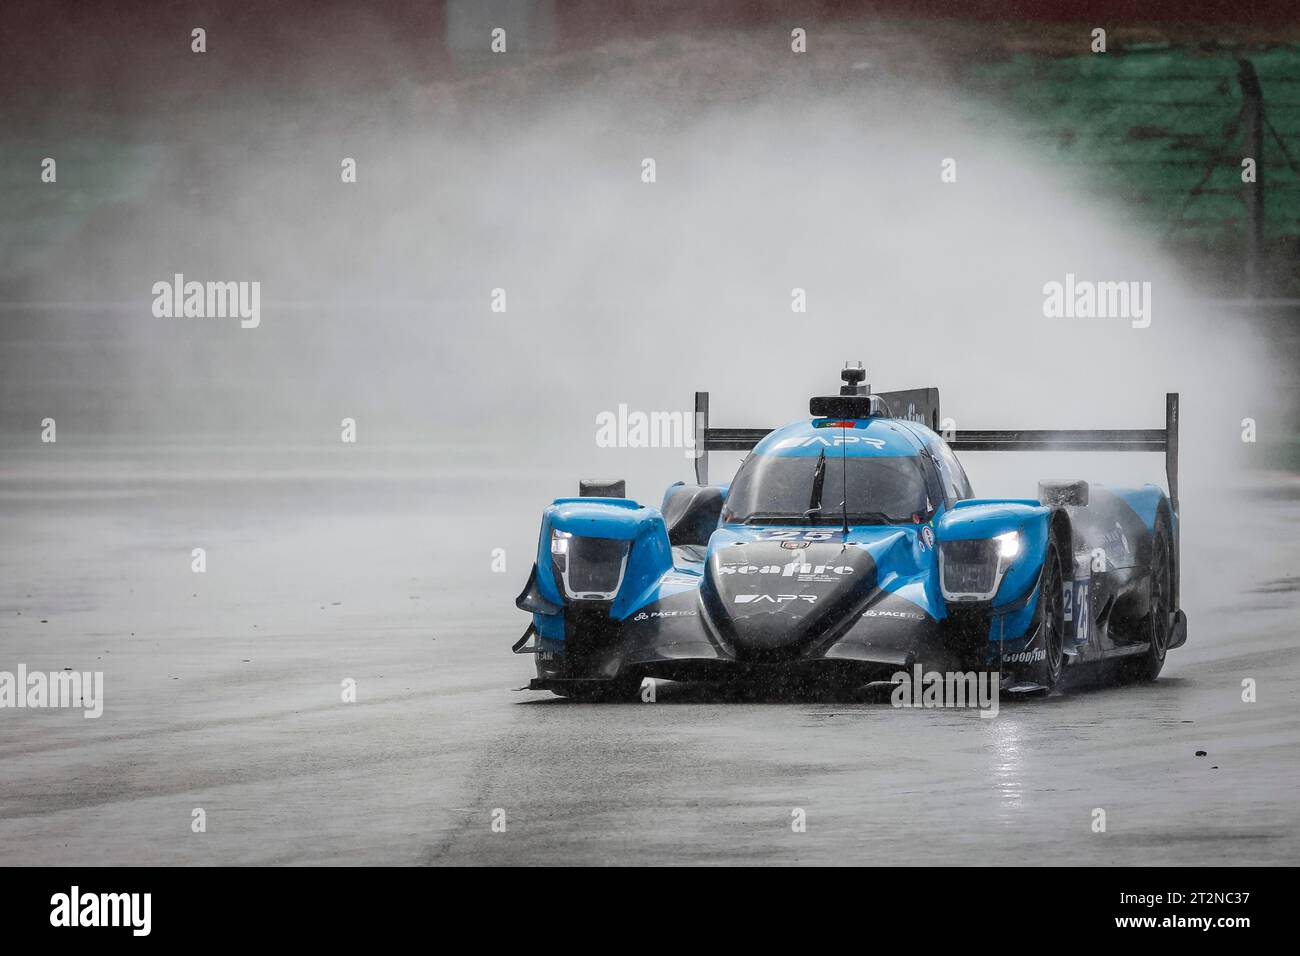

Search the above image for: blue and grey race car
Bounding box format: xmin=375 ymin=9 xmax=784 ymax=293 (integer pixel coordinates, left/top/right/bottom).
xmin=514 ymin=367 xmax=1188 ymax=700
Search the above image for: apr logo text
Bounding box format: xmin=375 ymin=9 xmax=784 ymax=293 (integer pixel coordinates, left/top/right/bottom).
xmin=773 ymin=435 xmax=886 ymax=451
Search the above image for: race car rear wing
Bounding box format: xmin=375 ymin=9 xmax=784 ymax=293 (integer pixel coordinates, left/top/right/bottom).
xmin=692 ymin=390 xmax=1180 ymax=510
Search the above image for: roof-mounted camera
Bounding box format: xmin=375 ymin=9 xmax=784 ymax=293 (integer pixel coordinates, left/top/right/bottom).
xmin=809 ymin=363 xmax=877 ymax=418
xmin=840 ymin=362 xmax=869 ymax=396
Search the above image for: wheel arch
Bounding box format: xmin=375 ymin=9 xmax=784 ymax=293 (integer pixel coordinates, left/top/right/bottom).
xmin=1048 ymin=507 xmax=1073 ymax=571
xmin=1043 ymin=508 xmax=1073 ymax=633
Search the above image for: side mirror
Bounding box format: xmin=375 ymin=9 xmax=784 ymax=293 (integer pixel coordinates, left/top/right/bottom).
xmin=1037 ymin=479 xmax=1089 ymax=507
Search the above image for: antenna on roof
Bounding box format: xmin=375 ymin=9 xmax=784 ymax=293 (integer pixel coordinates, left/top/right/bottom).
xmin=838 ymin=364 xmax=863 ymax=535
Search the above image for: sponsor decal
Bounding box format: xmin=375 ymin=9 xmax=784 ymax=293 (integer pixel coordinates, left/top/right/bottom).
xmin=772 ymin=435 xmax=887 ymax=451
xmin=734 ymin=594 xmax=818 ymax=604
xmin=895 ymin=402 xmax=929 ymax=425
xmin=1003 ymin=647 xmax=1046 ymax=664
xmin=813 ymin=419 xmax=868 ymax=429
xmin=862 ymin=608 xmax=925 ymax=621
xmin=780 ymin=540 xmax=810 ymax=550
xmin=717 ymin=559 xmax=855 ymax=584
xmin=919 ymin=526 xmax=935 ymax=551
xmin=1102 ymin=521 xmax=1133 ymax=557
xmin=632 ymin=609 xmax=698 ymax=621
xmin=717 ymin=563 xmax=854 ymax=576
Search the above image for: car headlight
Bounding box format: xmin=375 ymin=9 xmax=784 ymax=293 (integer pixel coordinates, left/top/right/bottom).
xmin=549 ymin=529 xmax=630 ymax=601
xmin=995 ymin=530 xmax=1021 ymax=559
xmin=940 ymin=531 xmax=1021 ymax=602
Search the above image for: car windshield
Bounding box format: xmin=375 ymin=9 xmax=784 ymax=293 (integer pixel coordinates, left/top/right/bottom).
xmin=723 ymin=452 xmax=934 ymax=525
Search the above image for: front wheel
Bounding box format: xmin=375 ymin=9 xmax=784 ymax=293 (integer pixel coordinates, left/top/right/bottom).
xmin=1025 ymin=538 xmax=1067 ymax=692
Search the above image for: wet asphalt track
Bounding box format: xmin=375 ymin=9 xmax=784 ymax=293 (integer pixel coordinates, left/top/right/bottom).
xmin=2 ymin=448 xmax=1297 ymax=866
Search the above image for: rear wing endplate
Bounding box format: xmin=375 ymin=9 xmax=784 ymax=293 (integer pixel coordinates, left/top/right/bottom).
xmin=692 ymin=390 xmax=1180 ymax=511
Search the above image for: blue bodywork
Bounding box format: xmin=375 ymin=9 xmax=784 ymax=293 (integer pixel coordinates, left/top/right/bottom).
xmin=519 ymin=407 xmax=1181 ymax=690
xmin=532 ymin=498 xmax=674 ymax=627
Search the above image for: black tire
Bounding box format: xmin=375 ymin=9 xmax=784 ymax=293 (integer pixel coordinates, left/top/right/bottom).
xmin=1132 ymin=521 xmax=1173 ymax=682
xmin=1026 ymin=538 xmax=1067 ymax=692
